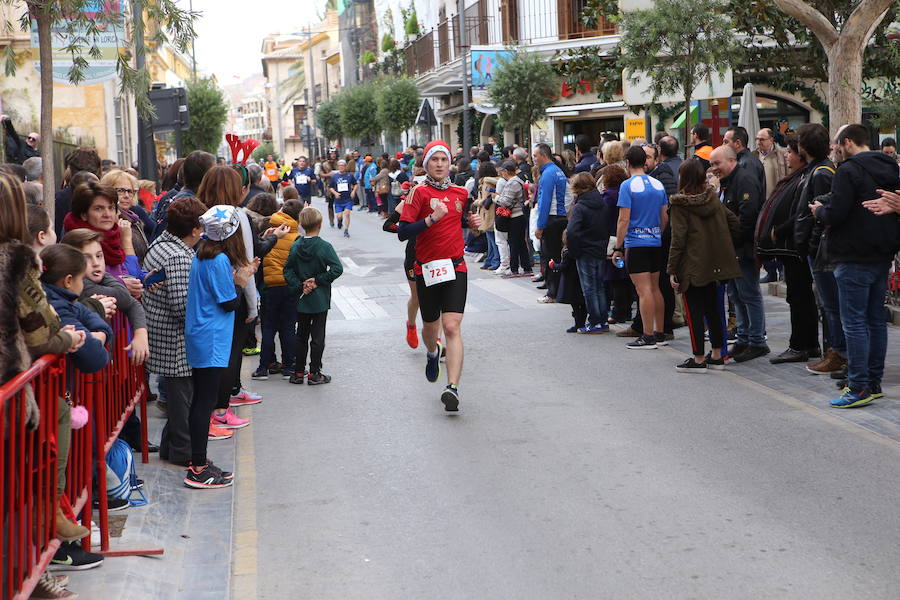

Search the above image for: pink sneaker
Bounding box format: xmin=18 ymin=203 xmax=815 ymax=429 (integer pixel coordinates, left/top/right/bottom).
xmin=212 ymin=408 xmax=250 ymax=429
xmin=229 ymin=388 xmax=263 ymax=407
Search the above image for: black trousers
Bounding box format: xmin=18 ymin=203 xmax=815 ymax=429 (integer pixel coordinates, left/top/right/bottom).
xmin=296 ymin=311 xmax=328 ymax=374
xmin=682 ymin=283 xmax=725 ymax=357
xmin=782 ymin=255 xmax=819 ymax=351
xmin=190 ymin=367 xmax=224 ymax=465
xmin=571 ymin=302 xmax=587 ymax=328
xmin=507 ymin=214 xmax=532 ymax=274
xmin=217 ymin=298 xmax=249 ymax=410
xmin=159 ymin=375 xmax=192 ymax=464
xmin=541 ymin=216 xmax=567 ymax=298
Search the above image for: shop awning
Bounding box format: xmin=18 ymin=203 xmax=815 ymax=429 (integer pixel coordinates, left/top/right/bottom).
xmin=672 ymin=104 xmax=699 ymax=129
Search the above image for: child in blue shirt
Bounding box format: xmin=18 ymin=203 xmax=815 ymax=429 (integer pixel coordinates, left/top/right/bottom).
xmin=183 ymin=205 xmax=257 ymax=489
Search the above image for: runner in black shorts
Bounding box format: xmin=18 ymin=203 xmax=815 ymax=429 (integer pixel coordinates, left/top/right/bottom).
xmin=398 ymin=140 xmax=481 ymax=411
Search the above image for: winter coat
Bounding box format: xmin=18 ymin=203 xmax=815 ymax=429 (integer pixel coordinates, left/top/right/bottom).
xmin=244 ymin=208 xmax=270 ymax=234
xmin=753 ymin=145 xmax=788 ymax=198
xmin=737 ymin=148 xmax=766 ymax=191
xmin=755 ymin=166 xmax=807 ymax=257
xmin=2 ymin=242 xmax=58 ymax=430
xmin=551 ymin=248 xmax=584 ymax=306
xmin=283 ymin=235 xmax=343 ymax=314
xmin=793 ymin=159 xmax=835 ymax=262
xmin=721 ymin=163 xmax=764 ymax=261
xmin=566 ymin=189 xmax=612 ymax=260
xmin=495 ymin=175 xmax=527 ymax=218
xmin=42 ymin=283 xmax=112 ymax=374
xmin=650 ymin=162 xmax=677 ymax=196
xmin=263 ymin=211 xmax=300 ymax=287
xmin=667 ymin=187 xmax=742 ymax=291
xmin=574 ymin=151 xmax=597 ymax=174
xmin=119 ymin=208 xmax=150 ymax=266
xmin=816 ymin=151 xmax=900 ymax=264
xmin=475 ymin=177 xmax=498 ymax=232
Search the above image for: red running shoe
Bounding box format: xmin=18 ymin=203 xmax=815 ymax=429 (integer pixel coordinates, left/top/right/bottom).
xmin=406 ymin=322 xmax=419 ymax=349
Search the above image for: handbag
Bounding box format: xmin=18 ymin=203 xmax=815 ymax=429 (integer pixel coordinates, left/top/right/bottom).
xmin=495 ymin=205 xmax=511 ymax=232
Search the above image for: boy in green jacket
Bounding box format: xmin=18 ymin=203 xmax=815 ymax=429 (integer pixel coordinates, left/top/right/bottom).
xmin=284 ymin=207 xmax=344 ymax=384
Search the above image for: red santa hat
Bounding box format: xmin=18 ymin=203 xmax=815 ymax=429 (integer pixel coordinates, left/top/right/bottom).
xmin=423 ymin=139 xmax=451 ymax=166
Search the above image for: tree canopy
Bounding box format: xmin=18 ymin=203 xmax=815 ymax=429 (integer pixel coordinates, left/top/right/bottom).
xmin=375 ymin=78 xmax=419 ymax=136
xmin=182 ymin=78 xmax=228 ymax=154
xmin=338 ymin=82 xmax=380 ymax=141
xmin=487 ymin=50 xmax=558 ymax=147
xmin=317 ymin=96 xmax=343 ymax=143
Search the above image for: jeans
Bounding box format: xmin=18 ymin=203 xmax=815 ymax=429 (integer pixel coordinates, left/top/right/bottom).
xmin=575 ymin=254 xmax=608 ymax=326
xmin=259 ymin=286 xmax=297 ymax=372
xmin=366 ymin=189 xmax=376 ymax=211
xmin=495 ymin=227 xmax=510 ymax=271
xmin=483 ymin=231 xmax=500 ymax=270
xmin=834 ymin=262 xmax=889 ymax=391
xmin=387 ymin=194 xmax=399 ymax=214
xmin=727 ymin=259 xmax=766 ymax=346
xmin=810 ymin=259 xmax=846 ymax=355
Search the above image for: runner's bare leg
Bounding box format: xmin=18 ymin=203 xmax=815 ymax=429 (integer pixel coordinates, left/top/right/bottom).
xmin=441 ymin=312 xmax=463 ymax=385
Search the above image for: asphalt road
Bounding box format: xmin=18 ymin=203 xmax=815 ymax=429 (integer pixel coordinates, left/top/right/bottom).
xmin=238 ymin=198 xmax=900 ymax=600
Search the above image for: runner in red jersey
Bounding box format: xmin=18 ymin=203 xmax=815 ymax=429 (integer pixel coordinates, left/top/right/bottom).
xmin=399 ymin=140 xmax=481 ymax=411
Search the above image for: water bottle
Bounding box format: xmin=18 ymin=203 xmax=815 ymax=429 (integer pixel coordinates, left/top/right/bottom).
xmin=614 ymin=256 xmax=625 ymax=269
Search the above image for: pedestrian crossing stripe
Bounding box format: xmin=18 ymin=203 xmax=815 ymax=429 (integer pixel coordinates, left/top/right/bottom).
xmin=329 ymin=279 xmax=558 ymax=320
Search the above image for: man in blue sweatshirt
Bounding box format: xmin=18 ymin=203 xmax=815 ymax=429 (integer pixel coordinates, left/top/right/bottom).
xmin=533 ymin=143 xmax=568 ymax=302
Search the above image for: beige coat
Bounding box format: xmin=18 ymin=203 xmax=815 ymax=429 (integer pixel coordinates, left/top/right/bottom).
xmin=753 ymin=145 xmax=788 ymax=199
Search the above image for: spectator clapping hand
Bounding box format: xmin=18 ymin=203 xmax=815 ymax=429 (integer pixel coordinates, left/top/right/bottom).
xmin=862 ymin=189 xmax=900 ymax=216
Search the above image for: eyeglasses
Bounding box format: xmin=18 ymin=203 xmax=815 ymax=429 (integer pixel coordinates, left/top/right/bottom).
xmin=115 ymin=188 xmax=137 ymax=195
xmin=755 ymin=137 xmax=771 ymax=142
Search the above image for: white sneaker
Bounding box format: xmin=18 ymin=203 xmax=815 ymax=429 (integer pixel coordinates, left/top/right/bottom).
xmin=493 ymin=268 xmax=512 ymax=276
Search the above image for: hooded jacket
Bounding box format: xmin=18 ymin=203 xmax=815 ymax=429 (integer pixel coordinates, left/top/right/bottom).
xmin=42 ymin=283 xmax=112 ymax=374
xmin=816 ymin=151 xmax=900 ymax=263
xmin=263 ymin=210 xmax=300 ymax=287
xmin=566 ymin=189 xmax=612 ymax=259
xmin=667 ymin=187 xmax=741 ymax=291
xmin=755 ymin=165 xmax=807 ymax=257
xmin=283 ymin=235 xmax=343 ymax=314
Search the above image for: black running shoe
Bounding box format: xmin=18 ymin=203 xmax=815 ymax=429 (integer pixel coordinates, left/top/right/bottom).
xmin=627 ymin=335 xmax=658 ymax=350
xmin=307 ymin=372 xmax=332 ymax=385
xmin=50 ymin=541 xmax=104 ymax=571
xmin=441 ymin=385 xmax=460 ymax=412
xmin=675 ymin=357 xmax=708 ymax=373
xmin=835 ymin=378 xmax=848 ymax=389
xmin=267 ymin=362 xmax=283 ymax=375
xmin=655 ymin=332 xmax=670 ymax=346
xmin=205 ymin=460 xmax=234 ymax=480
xmin=92 ymin=495 xmax=128 ymax=511
xmin=184 ymin=465 xmax=233 ymax=489
xmin=705 ymin=356 xmax=726 ymax=370
xmin=251 ymin=367 xmax=269 ymax=380
xmin=426 ymin=342 xmax=443 ymax=382
xmin=289 ymin=372 xmax=306 ymax=385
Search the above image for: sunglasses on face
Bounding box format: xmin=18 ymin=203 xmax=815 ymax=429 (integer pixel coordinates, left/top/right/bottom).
xmin=27 ymin=136 xmax=36 ymax=142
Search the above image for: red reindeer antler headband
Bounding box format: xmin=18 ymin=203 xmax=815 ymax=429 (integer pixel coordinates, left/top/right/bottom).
xmin=225 ymin=134 xmax=261 ymax=165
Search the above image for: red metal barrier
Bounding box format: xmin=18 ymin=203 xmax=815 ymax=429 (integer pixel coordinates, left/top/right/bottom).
xmin=1 ymin=355 xmax=64 ymax=600
xmin=3 ymin=313 xmax=163 ymax=598
xmin=85 ymin=312 xmax=161 ymax=557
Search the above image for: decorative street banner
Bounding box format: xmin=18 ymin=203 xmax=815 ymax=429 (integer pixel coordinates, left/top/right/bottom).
xmin=470 ymin=47 xmax=514 ymax=104
xmin=30 ymin=0 xmax=125 ymax=85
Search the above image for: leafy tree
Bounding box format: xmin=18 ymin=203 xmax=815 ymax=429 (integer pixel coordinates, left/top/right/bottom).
xmin=487 ymin=50 xmax=558 ymax=148
xmin=771 ymin=0 xmax=898 ymax=134
xmin=338 ymin=82 xmax=380 ymax=142
xmin=251 ymin=141 xmax=279 ymax=163
xmin=618 ymin=0 xmax=739 ymax=154
xmin=317 ymin=96 xmax=344 ymax=144
xmin=182 ymin=78 xmax=228 ymax=154
xmin=375 ymin=78 xmax=419 ymax=136
xmin=1 ymin=0 xmax=196 ymax=216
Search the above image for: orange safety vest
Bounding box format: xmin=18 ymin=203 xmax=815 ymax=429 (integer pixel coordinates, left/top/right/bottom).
xmin=264 ymin=161 xmax=279 ymax=181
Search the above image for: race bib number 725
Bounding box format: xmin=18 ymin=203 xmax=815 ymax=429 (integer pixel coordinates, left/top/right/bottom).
xmin=422 ymin=258 xmax=456 ymax=287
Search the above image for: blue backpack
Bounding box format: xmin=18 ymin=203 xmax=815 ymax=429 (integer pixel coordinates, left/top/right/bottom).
xmin=105 ymin=438 xmax=147 ymax=507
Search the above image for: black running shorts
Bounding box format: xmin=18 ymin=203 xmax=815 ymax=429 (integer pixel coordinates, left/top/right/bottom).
xmin=415 ymin=271 xmax=467 ymax=323
xmin=404 ymin=256 xmax=416 ymax=282
xmin=625 ymin=246 xmax=663 ymax=274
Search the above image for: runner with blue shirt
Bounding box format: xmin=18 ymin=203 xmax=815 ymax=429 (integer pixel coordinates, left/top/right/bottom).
xmin=611 ymin=145 xmax=669 ymax=349
xmin=285 ymin=156 xmax=316 ymax=205
xmin=329 ymin=160 xmax=358 ymax=238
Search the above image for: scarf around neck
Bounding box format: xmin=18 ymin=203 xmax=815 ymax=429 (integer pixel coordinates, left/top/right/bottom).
xmin=425 ymin=174 xmax=452 ymax=190
xmin=62 ymin=212 xmax=126 ymax=266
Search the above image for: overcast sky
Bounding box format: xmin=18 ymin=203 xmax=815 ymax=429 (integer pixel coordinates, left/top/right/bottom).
xmin=188 ymin=0 xmax=323 ymax=83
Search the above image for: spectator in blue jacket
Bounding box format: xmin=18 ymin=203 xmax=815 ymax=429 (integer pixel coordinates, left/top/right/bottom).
xmin=573 ymin=134 xmax=597 ymax=174
xmin=39 ymin=244 xmax=112 ymax=373
xmin=533 ymin=143 xmax=568 ymax=302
